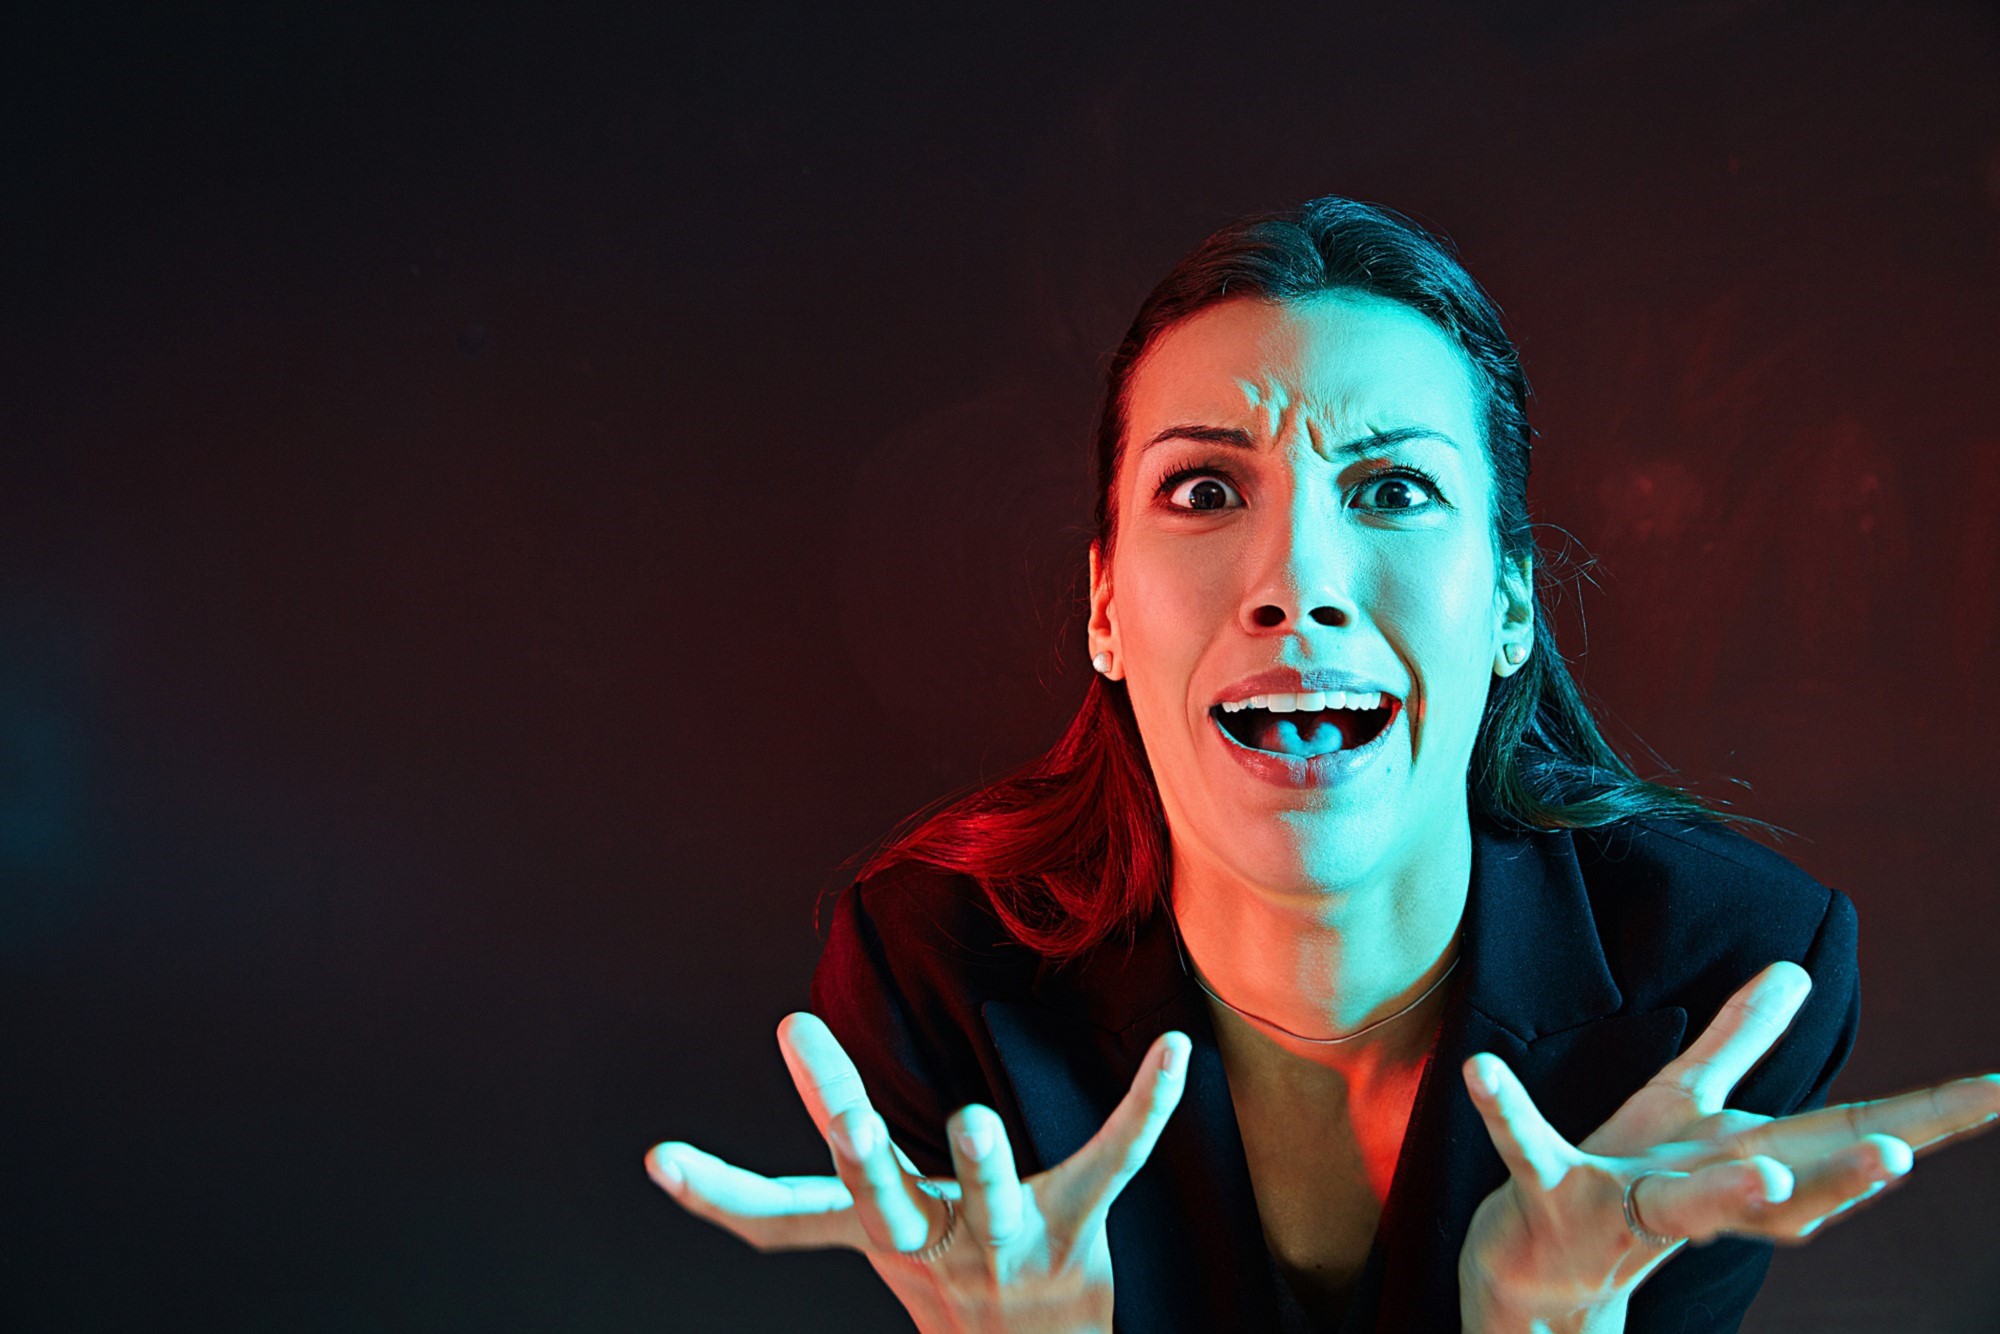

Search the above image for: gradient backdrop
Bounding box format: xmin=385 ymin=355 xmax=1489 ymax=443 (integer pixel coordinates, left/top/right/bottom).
xmin=5 ymin=2 xmax=1998 ymax=1330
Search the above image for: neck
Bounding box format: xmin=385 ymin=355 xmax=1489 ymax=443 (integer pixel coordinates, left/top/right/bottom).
xmin=1170 ymin=814 xmax=1471 ymax=1070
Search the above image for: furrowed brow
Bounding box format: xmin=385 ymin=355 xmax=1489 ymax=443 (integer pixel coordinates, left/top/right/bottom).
xmin=1335 ymin=425 xmax=1462 ymax=455
xmin=1141 ymin=423 xmax=1461 ymax=455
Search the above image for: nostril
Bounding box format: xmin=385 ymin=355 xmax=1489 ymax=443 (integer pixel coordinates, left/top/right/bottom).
xmin=1308 ymin=607 xmax=1344 ymax=626
xmin=1251 ymin=605 xmax=1285 ymax=628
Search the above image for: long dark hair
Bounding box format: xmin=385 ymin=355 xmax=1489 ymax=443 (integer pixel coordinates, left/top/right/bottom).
xmin=848 ymin=196 xmax=1759 ymax=960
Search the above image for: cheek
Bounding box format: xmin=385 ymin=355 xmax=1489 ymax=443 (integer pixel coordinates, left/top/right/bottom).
xmin=1115 ymin=539 xmax=1236 ymax=660
xmin=1376 ymin=542 xmax=1496 ymax=695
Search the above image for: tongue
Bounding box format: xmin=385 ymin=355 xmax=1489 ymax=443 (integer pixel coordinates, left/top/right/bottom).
xmin=1251 ymin=711 xmax=1347 ymax=757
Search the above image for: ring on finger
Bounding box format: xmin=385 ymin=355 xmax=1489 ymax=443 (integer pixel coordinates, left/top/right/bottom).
xmin=903 ymin=1182 xmax=959 ymax=1264
xmin=1622 ymin=1171 xmax=1684 ymax=1249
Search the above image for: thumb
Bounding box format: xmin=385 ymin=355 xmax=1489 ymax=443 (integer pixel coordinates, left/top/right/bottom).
xmin=1463 ymin=1053 xmax=1577 ymax=1191
xmin=1051 ymin=1031 xmax=1192 ymax=1228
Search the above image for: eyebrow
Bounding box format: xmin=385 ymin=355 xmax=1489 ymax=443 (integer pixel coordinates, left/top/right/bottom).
xmin=1141 ymin=423 xmax=1462 ymax=455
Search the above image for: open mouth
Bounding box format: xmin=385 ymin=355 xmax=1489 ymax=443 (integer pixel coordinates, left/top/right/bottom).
xmin=1210 ymin=698 xmax=1399 ymax=758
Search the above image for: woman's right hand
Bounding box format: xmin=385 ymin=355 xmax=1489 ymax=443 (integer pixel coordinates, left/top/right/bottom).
xmin=647 ymin=1012 xmax=1191 ymax=1333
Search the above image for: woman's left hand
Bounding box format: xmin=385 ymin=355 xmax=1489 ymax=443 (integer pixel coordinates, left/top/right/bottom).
xmin=1457 ymin=962 xmax=2000 ymax=1333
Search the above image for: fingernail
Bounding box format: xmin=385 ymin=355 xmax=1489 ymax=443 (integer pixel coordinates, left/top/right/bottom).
xmin=1162 ymin=1034 xmax=1188 ymax=1077
xmin=651 ymin=1148 xmax=685 ymax=1193
xmin=954 ymin=1119 xmax=995 ymax=1161
xmin=1755 ymin=1158 xmax=1795 ymax=1204
xmin=1863 ymin=1134 xmax=1913 ymax=1180
xmin=1474 ymin=1055 xmax=1501 ymax=1097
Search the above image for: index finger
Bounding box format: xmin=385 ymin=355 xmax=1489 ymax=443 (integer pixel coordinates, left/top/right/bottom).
xmin=776 ymin=1011 xmax=875 ymax=1138
xmin=1652 ymin=962 xmax=1812 ymax=1116
xmin=1463 ymin=1053 xmax=1576 ymax=1191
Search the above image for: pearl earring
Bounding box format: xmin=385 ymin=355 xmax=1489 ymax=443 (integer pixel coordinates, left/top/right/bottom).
xmin=1092 ymin=652 xmax=1112 ymax=675
xmin=1503 ymin=643 xmax=1527 ymax=665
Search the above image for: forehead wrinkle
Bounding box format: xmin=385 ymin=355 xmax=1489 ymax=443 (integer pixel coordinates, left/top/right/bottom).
xmin=1232 ymin=375 xmax=1290 ymax=439
xmin=1296 ymin=397 xmax=1380 ymax=464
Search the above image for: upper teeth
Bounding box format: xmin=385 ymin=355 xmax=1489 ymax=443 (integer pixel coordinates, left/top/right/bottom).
xmin=1219 ymin=690 xmax=1388 ymax=713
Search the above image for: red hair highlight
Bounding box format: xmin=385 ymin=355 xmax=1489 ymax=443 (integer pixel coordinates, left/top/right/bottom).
xmin=849 ymin=677 xmax=1169 ymax=960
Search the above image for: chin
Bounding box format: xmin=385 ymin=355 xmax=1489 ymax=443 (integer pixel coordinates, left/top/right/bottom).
xmin=1222 ymin=811 xmax=1398 ymax=903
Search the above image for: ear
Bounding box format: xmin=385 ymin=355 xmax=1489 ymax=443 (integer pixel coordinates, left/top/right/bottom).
xmin=1492 ymin=551 xmax=1534 ymax=677
xmin=1087 ymin=541 xmax=1123 ymax=680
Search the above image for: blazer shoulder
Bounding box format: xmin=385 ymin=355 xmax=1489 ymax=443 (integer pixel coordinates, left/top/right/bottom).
xmin=808 ymin=859 xmax=1045 ymax=1176
xmin=1568 ymin=816 xmax=1857 ymax=1013
xmin=1573 ymin=814 xmax=1837 ymax=922
xmin=839 ymin=858 xmax=1038 ymax=968
xmin=813 ymin=858 xmax=1043 ymax=1021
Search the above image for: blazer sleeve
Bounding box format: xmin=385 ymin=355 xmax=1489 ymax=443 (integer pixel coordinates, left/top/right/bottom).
xmin=807 ymin=878 xmax=960 ymax=1179
xmin=1625 ymin=886 xmax=1862 ymax=1334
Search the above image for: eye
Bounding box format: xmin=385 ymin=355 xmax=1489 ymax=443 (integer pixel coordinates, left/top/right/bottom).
xmin=1350 ymin=466 xmax=1445 ymax=514
xmin=1158 ymin=467 xmax=1245 ymax=513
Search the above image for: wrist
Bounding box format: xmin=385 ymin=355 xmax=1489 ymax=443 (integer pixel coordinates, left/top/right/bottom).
xmin=1459 ymin=1263 xmax=1627 ymax=1334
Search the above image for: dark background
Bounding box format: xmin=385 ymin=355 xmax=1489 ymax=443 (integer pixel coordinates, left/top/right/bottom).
xmin=5 ymin=2 xmax=1998 ymax=1329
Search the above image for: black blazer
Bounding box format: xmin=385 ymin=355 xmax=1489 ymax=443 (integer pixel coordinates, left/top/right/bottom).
xmin=810 ymin=813 xmax=1860 ymax=1333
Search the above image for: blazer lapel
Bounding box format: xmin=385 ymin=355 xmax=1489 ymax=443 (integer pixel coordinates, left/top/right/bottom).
xmin=983 ymin=905 xmax=1287 ymax=1332
xmin=1355 ymin=820 xmax=1689 ymax=1331
xmin=982 ymin=816 xmax=1690 ymax=1333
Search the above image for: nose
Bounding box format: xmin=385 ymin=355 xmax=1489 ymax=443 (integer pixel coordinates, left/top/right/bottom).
xmin=1239 ymin=485 xmax=1356 ymax=634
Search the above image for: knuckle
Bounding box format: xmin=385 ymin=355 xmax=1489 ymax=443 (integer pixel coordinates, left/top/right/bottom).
xmin=977 ymin=1220 xmax=1023 ymax=1252
xmin=1736 ymin=993 xmax=1786 ymax=1028
xmin=818 ymin=1068 xmax=867 ymax=1103
xmin=1656 ymin=1066 xmax=1710 ymax=1103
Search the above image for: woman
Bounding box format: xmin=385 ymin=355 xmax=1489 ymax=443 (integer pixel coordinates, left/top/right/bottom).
xmin=645 ymin=197 xmax=2000 ymax=1332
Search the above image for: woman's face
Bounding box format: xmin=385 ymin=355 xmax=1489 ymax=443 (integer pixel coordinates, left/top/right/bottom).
xmin=1089 ymin=293 xmax=1533 ymax=904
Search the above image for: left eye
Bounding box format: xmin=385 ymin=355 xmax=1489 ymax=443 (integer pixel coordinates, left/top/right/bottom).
xmin=1352 ymin=472 xmax=1440 ymax=512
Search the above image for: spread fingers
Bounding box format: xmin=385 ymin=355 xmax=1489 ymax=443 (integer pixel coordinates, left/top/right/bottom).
xmin=826 ymin=1106 xmax=950 ymax=1256
xmin=1640 ymin=1135 xmax=1915 ymax=1246
xmin=1747 ymin=1134 xmax=1914 ymax=1242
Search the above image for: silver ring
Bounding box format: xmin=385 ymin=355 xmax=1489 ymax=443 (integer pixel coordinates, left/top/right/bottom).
xmin=1622 ymin=1171 xmax=1683 ymax=1249
xmin=903 ymin=1185 xmax=959 ymax=1264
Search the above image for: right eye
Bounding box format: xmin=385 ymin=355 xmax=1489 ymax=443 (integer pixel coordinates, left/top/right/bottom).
xmin=1159 ymin=469 xmax=1245 ymax=513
